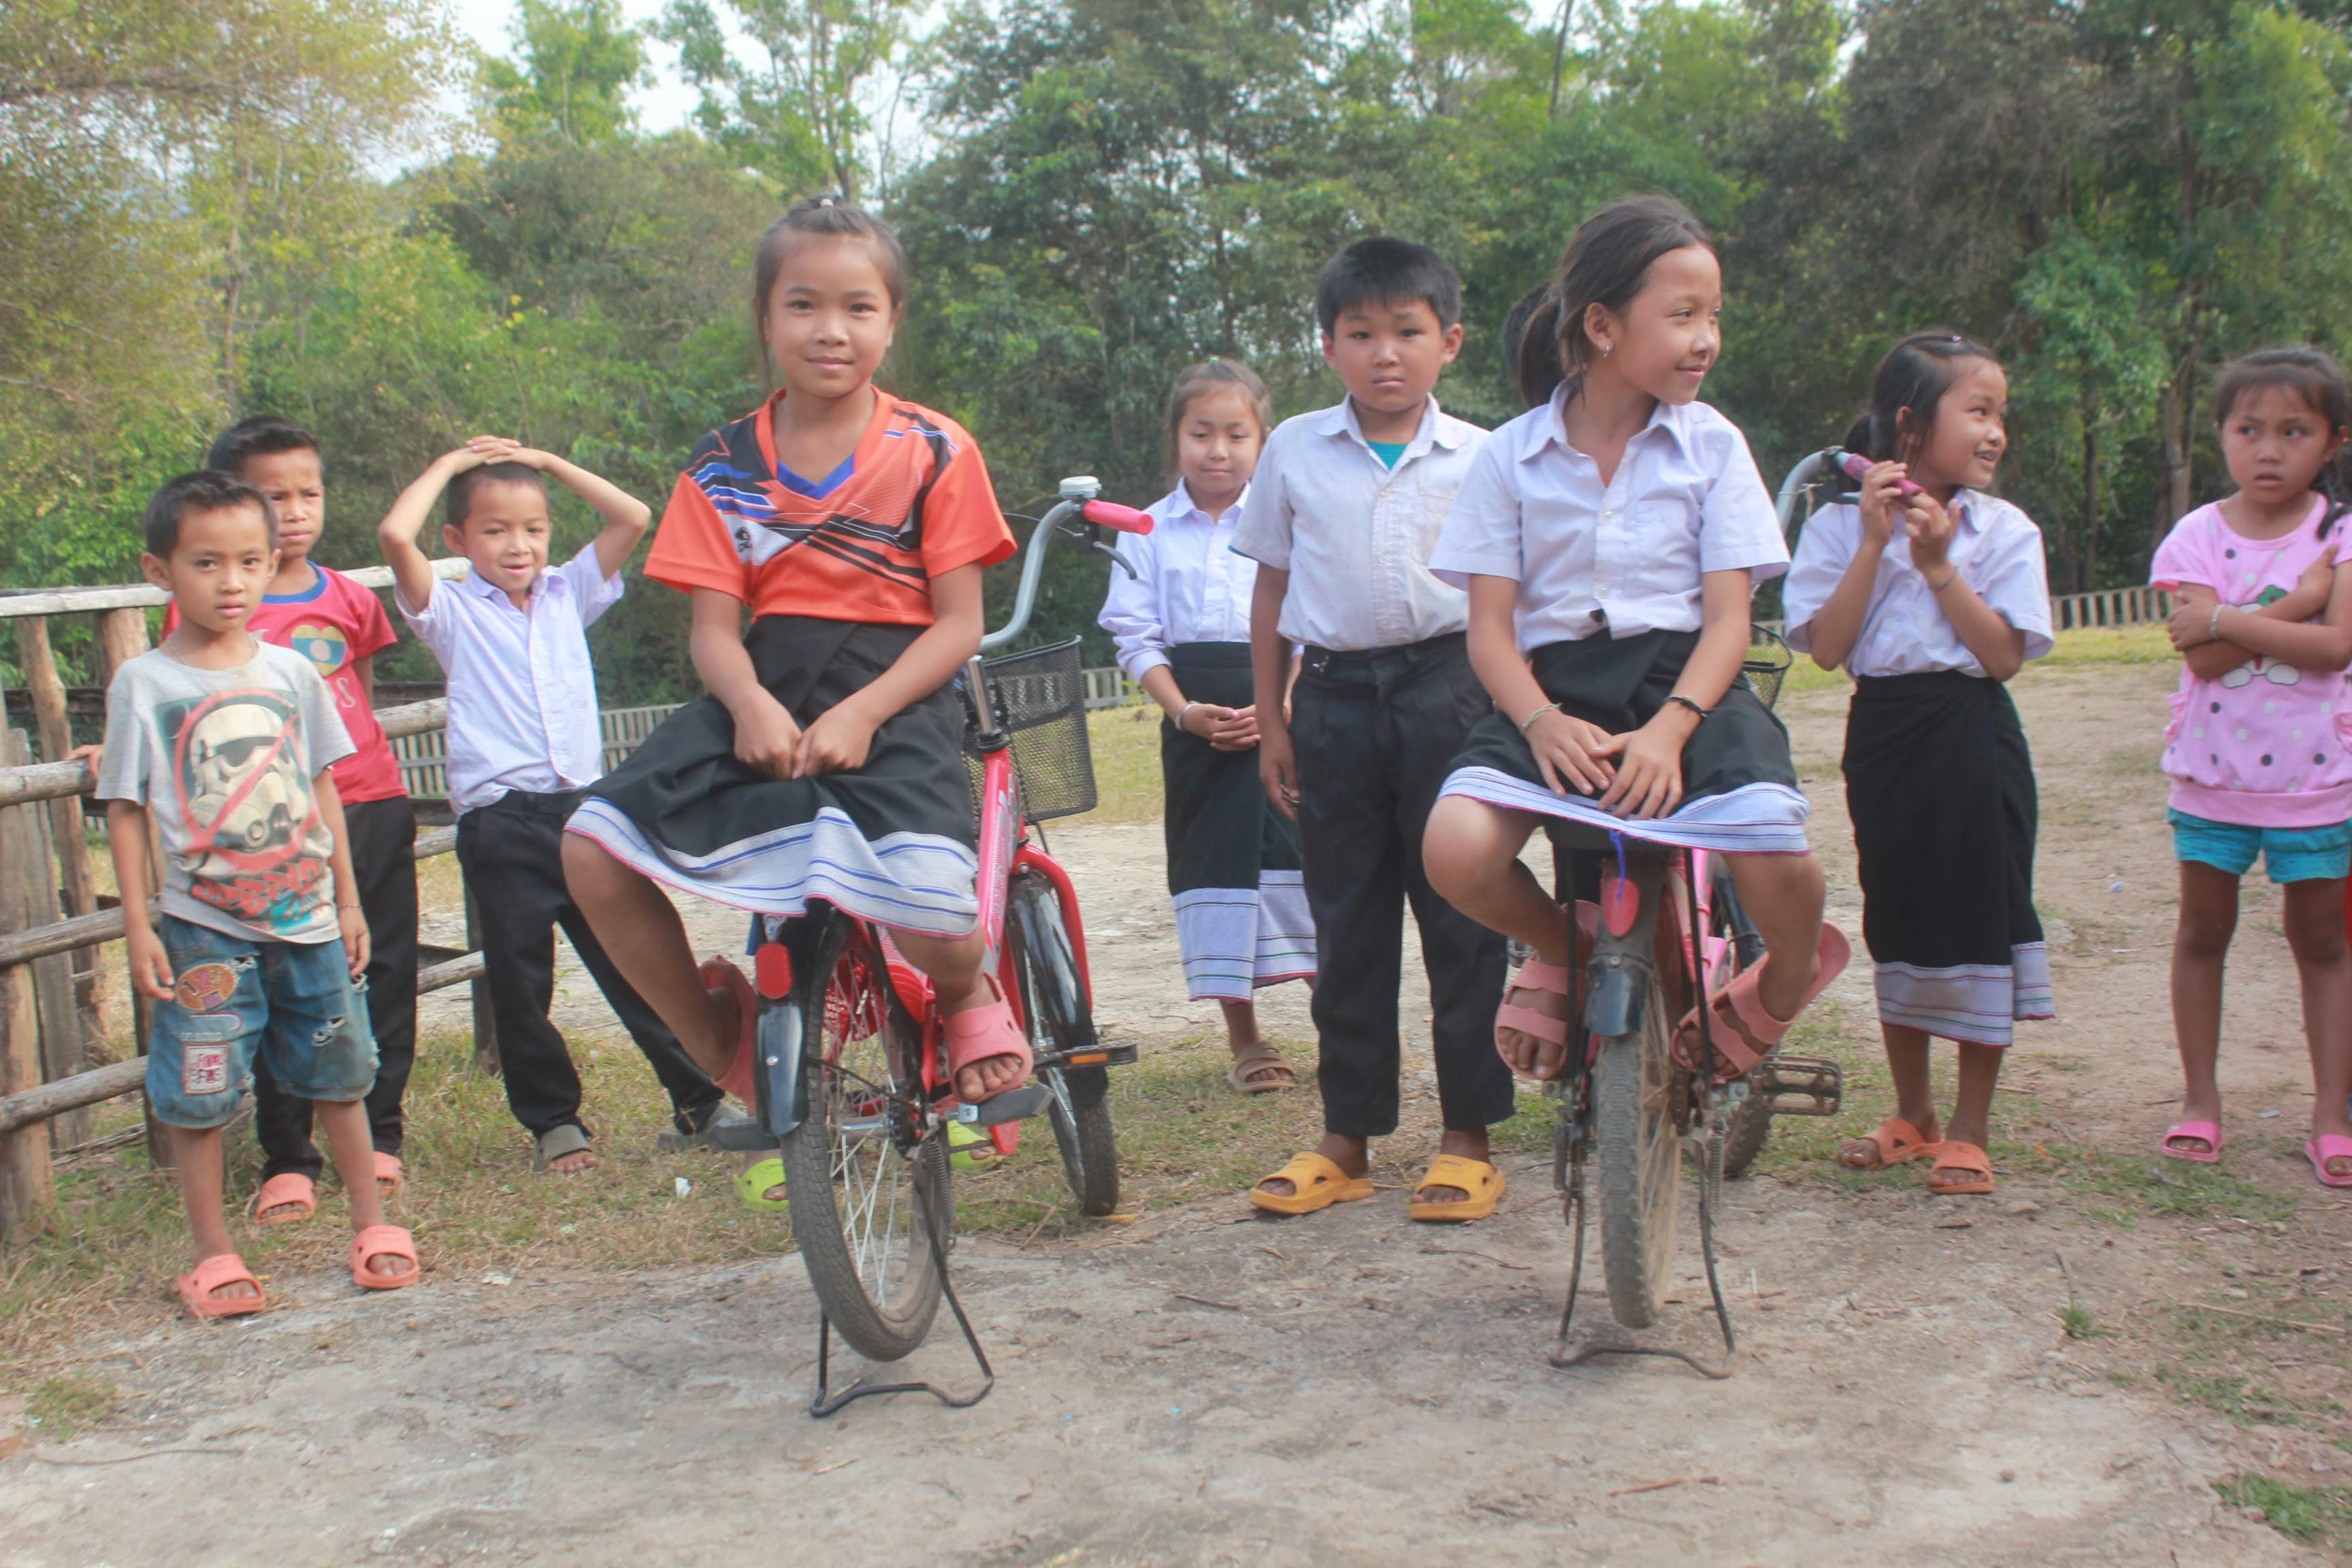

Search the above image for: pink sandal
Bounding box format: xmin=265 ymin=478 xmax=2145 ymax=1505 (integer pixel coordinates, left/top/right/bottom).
xmin=350 ymin=1224 xmax=421 ymax=1290
xmin=942 ymin=973 xmax=1033 ymax=1104
xmin=176 ymin=1253 xmax=265 ymax=1320
xmin=1493 ymin=904 xmax=1598 ymax=1074
xmin=2306 ymin=1134 xmax=2352 ymax=1189
xmin=699 ymin=958 xmax=760 ymax=1104
xmin=248 ymin=1172 xmax=316 ymax=1227
xmin=1674 ymin=923 xmax=1851 ymax=1085
xmin=2160 ymin=1120 xmax=2223 ymax=1163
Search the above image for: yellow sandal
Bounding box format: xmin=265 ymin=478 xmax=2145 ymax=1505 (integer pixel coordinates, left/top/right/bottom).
xmin=1249 ymin=1152 xmax=1375 ymax=1215
xmin=1409 ymin=1154 xmax=1505 ymax=1222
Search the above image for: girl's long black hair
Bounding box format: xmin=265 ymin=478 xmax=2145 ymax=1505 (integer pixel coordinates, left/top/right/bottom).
xmin=1842 ymin=329 xmax=2000 ymax=470
xmin=1514 ymin=195 xmax=1714 ymax=412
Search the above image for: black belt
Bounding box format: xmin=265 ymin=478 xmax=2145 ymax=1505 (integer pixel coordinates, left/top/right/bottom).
xmin=1300 ymin=630 xmax=1466 ymax=681
xmin=480 ymin=786 xmax=588 ymax=817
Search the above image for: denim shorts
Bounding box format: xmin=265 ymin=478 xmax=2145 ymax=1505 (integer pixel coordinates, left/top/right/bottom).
xmin=145 ymin=915 xmax=377 ymax=1129
xmin=2169 ymin=810 xmax=2352 ymax=885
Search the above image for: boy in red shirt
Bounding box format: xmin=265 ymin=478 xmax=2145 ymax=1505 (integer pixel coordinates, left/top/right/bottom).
xmin=175 ymin=418 xmax=421 ymax=1222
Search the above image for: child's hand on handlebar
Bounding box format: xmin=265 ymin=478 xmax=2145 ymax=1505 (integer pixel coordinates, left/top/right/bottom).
xmin=731 ymin=690 xmax=802 ymax=778
xmin=1258 ymin=721 xmax=1301 ymax=819
xmin=1524 ymin=710 xmax=1614 ymax=797
xmin=794 ymin=702 xmax=879 ymax=778
xmin=1593 ymin=716 xmax=1686 ymax=819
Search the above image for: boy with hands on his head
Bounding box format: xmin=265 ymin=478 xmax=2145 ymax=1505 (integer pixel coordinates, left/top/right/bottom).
xmin=378 ymin=439 xmax=727 ymax=1176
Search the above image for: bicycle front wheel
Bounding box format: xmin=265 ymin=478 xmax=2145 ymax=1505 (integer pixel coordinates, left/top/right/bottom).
xmin=780 ymin=918 xmax=947 ymax=1362
xmin=1593 ymin=963 xmax=1680 ymax=1329
xmin=1009 ymin=875 xmax=1120 ymax=1216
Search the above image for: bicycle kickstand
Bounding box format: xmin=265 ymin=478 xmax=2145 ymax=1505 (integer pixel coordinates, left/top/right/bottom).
xmin=1547 ymin=1134 xmax=1737 ymax=1382
xmin=810 ymin=1137 xmax=997 ymax=1418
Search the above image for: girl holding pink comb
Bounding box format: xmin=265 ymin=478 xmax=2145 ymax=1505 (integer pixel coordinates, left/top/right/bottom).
xmin=1782 ymin=330 xmax=2055 ymax=1197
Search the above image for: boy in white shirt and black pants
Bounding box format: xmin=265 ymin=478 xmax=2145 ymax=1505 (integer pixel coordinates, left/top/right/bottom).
xmin=1237 ymin=238 xmax=1512 ymax=1223
xmin=379 ymin=439 xmax=724 ymax=1175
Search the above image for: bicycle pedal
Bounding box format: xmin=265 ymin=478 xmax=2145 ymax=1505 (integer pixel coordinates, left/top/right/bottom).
xmin=956 ymin=1083 xmax=1053 ymax=1126
xmin=1037 ymin=1042 xmax=1139 ymax=1070
xmin=1754 ymin=1054 xmax=1842 ymax=1116
xmin=703 ymin=1118 xmax=779 ymax=1152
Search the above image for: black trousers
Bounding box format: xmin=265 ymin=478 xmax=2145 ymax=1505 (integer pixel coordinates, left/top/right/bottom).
xmin=455 ymin=789 xmax=721 ymax=1141
xmin=256 ymin=794 xmax=419 ymax=1179
xmin=1291 ymin=635 xmax=1512 ymax=1137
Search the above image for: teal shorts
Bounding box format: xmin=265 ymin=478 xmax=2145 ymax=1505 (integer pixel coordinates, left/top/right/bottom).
xmin=144 ymin=915 xmax=377 ymax=1129
xmin=2169 ymin=810 xmax=2352 ymax=884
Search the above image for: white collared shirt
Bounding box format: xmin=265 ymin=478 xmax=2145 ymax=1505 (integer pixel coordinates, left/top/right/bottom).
xmin=1428 ymin=393 xmax=1787 ymax=652
xmin=1230 ymin=397 xmax=1485 ymax=651
xmin=1097 ymin=481 xmax=1257 ymax=680
xmin=1782 ymin=492 xmax=2055 ymax=676
xmin=396 ymin=544 xmax=625 ymax=813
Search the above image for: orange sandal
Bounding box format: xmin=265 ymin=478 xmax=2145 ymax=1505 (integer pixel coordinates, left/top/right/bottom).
xmin=942 ymin=973 xmax=1033 ymax=1104
xmin=1927 ymin=1140 xmax=1995 ymax=1196
xmin=248 ymin=1172 xmax=316 ymax=1227
xmin=350 ymin=1224 xmax=421 ymax=1290
xmin=1838 ymin=1116 xmax=1942 ymax=1171
xmin=176 ymin=1253 xmax=265 ymax=1320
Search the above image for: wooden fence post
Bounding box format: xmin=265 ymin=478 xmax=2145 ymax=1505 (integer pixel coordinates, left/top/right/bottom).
xmin=93 ymin=606 xmax=172 ymax=1171
xmin=14 ymin=617 xmax=97 ymax=1145
xmin=1 ymin=731 xmax=59 ymax=1237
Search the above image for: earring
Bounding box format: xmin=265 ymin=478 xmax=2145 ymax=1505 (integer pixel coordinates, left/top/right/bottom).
xmin=1602 ymin=344 xmax=1612 ymax=358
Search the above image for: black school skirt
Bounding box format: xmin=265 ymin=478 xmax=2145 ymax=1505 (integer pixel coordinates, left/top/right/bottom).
xmin=564 ymin=616 xmax=981 ymax=938
xmin=1844 ymin=670 xmax=2052 ymax=1046
xmin=1159 ymin=643 xmax=1316 ymax=1000
xmin=1438 ymin=630 xmax=1811 ymax=854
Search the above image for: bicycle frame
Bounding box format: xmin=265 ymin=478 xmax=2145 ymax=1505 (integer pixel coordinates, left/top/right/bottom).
xmin=747 ymin=478 xmax=1141 ymax=1141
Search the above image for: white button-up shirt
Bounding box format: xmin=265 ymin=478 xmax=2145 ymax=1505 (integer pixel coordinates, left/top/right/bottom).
xmin=1782 ymin=491 xmax=2055 ymax=676
xmin=397 ymin=544 xmax=625 ymax=814
xmin=1096 ymin=482 xmax=1257 ymax=680
xmin=1230 ymin=397 xmax=1485 ymax=651
xmin=1428 ymin=393 xmax=1787 ymax=652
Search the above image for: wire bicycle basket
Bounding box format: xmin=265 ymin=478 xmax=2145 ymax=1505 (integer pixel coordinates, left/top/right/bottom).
xmin=963 ymin=637 xmax=1097 ymax=823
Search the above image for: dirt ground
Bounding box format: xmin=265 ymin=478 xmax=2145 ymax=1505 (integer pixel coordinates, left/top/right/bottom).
xmin=3 ymin=662 xmax=2346 ymax=1567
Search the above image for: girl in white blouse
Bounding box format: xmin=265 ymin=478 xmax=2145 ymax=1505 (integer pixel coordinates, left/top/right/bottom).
xmin=1100 ymin=360 xmax=1316 ymax=1093
xmin=1782 ymin=330 xmax=2055 ymax=1198
xmin=1423 ymin=195 xmax=1847 ymax=1098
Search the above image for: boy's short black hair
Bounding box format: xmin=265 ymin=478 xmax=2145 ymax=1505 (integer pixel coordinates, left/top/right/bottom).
xmin=206 ymin=415 xmax=322 ymax=476
xmin=144 ymin=470 xmax=277 ymax=559
xmin=1314 ymin=237 xmax=1464 ymax=336
xmin=444 ymin=462 xmax=549 ymax=533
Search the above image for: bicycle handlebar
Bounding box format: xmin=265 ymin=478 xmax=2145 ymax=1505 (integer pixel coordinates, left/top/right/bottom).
xmin=979 ymin=475 xmax=1148 ymax=653
xmin=1081 ymin=499 xmax=1154 ymax=534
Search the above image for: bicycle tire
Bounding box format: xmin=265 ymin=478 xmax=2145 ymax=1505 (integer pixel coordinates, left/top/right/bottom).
xmin=1009 ymin=875 xmax=1120 ymax=1216
xmin=780 ymin=917 xmax=948 ymax=1362
xmin=1594 ymin=965 xmax=1680 ymax=1329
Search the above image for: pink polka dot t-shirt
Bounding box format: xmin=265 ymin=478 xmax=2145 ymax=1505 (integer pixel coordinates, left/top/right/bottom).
xmin=2150 ymin=495 xmax=2352 ymax=829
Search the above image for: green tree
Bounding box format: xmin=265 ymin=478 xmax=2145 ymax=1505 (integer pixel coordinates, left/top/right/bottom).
xmin=480 ymin=0 xmax=649 ymax=148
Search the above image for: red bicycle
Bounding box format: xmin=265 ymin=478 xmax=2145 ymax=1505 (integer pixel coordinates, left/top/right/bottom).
xmin=732 ymin=477 xmax=1152 ymax=1398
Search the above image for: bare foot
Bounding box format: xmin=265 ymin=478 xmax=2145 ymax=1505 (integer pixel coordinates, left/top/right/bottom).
xmin=1227 ymin=1036 xmax=1294 ymax=1089
xmin=947 ymin=974 xmax=1028 ymax=1102
xmin=258 ymin=1194 xmax=309 ymax=1223
xmin=1496 ymin=970 xmax=1573 ymax=1079
xmin=358 ymin=1243 xmax=416 ymax=1279
xmin=546 ymin=1148 xmax=598 ymax=1175
xmin=1838 ymin=1114 xmax=1941 ymax=1169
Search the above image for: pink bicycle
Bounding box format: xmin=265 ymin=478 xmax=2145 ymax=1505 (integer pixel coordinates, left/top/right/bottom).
xmin=721 ymin=477 xmax=1152 ymax=1408
xmin=1544 ymin=628 xmax=1842 ymax=1377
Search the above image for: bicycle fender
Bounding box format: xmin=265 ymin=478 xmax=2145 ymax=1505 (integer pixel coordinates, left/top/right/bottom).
xmin=755 ymin=997 xmax=808 ymax=1139
xmin=1584 ymin=953 xmax=1650 ymax=1039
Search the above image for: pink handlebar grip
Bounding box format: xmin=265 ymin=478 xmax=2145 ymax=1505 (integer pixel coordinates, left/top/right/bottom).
xmin=1834 ymin=449 xmax=1924 ymax=498
xmin=1081 ymin=499 xmax=1155 ymax=535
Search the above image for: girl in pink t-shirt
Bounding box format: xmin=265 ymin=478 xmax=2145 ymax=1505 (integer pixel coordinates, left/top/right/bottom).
xmin=2151 ymin=346 xmax=2352 ymax=1186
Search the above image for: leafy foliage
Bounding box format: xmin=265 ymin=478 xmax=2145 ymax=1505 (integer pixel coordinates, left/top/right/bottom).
xmin=5 ymin=0 xmax=2352 ymax=694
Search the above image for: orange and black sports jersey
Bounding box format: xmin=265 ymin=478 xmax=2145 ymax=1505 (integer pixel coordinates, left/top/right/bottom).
xmin=647 ymin=387 xmax=1017 ymax=625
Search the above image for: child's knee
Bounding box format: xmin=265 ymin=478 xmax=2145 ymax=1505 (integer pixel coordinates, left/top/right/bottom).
xmin=2283 ymin=891 xmax=2349 ymax=966
xmin=1421 ymin=799 xmax=1505 ymax=893
xmin=2174 ymin=901 xmax=2237 ymax=956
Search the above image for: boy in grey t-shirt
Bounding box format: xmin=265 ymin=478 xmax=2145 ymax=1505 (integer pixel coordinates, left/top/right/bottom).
xmin=96 ymin=471 xmax=419 ymax=1318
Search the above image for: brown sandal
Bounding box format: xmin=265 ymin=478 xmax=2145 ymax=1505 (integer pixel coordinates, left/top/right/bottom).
xmin=1226 ymin=1039 xmax=1295 ymax=1094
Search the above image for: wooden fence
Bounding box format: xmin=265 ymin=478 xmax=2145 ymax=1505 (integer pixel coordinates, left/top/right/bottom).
xmin=2051 ymin=585 xmax=2174 ymax=632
